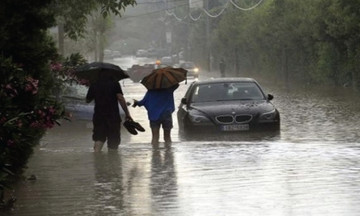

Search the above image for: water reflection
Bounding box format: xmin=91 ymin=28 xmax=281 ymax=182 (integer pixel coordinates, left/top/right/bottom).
xmin=91 ymin=152 xmax=125 ymax=215
xmin=179 ymin=130 xmax=281 ymax=142
xmin=150 ymin=145 xmax=179 ymax=214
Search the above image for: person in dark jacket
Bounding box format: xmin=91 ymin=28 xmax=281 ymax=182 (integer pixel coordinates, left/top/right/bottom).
xmin=86 ymin=71 xmax=132 ymax=152
xmin=219 ymin=57 xmax=226 ymax=77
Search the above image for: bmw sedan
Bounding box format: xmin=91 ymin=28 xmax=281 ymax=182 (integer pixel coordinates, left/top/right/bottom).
xmin=177 ymin=78 xmax=280 ymax=134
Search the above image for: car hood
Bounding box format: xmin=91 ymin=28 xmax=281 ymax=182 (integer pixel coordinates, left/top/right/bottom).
xmin=189 ymin=100 xmax=275 ymax=116
xmin=65 ymin=104 xmax=125 ymax=121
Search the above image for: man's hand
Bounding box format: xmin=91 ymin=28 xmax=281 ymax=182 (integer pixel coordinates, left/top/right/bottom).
xmin=125 ymin=115 xmax=133 ymax=121
xmin=132 ymin=99 xmax=138 ymax=107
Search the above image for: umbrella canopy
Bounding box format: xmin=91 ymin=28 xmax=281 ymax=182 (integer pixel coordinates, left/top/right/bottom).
xmin=140 ymin=67 xmax=187 ymax=90
xmin=74 ymin=62 xmax=129 ymax=84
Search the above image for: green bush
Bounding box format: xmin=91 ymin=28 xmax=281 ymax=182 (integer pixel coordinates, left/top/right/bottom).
xmin=0 ymin=56 xmax=67 ymax=183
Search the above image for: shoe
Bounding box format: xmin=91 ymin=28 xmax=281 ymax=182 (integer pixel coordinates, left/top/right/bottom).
xmin=123 ymin=120 xmax=138 ymax=135
xmin=130 ymin=121 xmax=145 ymax=132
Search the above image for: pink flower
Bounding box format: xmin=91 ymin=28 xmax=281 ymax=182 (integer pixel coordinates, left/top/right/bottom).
xmin=48 ymin=106 xmax=56 ymax=115
xmin=9 ymin=90 xmax=18 ymax=97
xmin=30 ymin=122 xmax=40 ymax=128
xmin=7 ymin=140 xmax=16 ymax=147
xmin=5 ymin=84 xmax=13 ymax=90
xmin=25 ymin=77 xmax=39 ymax=94
xmin=50 ymin=63 xmax=62 ymax=72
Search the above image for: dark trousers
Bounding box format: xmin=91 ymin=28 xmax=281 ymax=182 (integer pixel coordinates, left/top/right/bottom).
xmin=92 ymin=113 xmax=121 ymax=149
xmin=220 ymin=69 xmax=225 ymax=77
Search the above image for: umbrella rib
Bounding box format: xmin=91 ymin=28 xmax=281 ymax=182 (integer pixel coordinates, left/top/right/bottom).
xmin=154 ymin=73 xmax=159 ymax=89
xmin=166 ymin=70 xmax=184 ymax=83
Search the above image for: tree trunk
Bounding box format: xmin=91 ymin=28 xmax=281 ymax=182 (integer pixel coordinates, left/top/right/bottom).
xmin=235 ymin=47 xmax=239 ymax=76
xmin=58 ymin=22 xmax=64 ymax=56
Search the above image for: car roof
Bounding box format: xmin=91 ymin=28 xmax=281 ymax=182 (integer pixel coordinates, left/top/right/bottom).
xmin=191 ymin=77 xmax=257 ymax=85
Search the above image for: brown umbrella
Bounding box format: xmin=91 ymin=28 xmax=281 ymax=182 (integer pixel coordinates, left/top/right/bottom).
xmin=140 ymin=67 xmax=187 ymax=90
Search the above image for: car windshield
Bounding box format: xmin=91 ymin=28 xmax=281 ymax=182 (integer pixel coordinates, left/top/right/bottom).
xmin=180 ymin=62 xmax=195 ymax=68
xmin=191 ymin=82 xmax=265 ymax=102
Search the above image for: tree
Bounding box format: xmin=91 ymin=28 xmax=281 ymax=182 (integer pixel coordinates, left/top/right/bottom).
xmin=208 ymin=0 xmax=360 ymax=89
xmin=0 ymin=0 xmax=135 ymax=209
xmin=50 ymin=0 xmax=136 ymax=55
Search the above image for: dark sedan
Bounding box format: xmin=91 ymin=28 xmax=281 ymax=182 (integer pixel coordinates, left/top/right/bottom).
xmin=179 ymin=62 xmax=199 ymax=78
xmin=177 ymin=78 xmax=280 ymax=134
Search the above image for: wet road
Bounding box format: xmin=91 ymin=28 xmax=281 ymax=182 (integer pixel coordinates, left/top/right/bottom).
xmin=8 ymin=56 xmax=360 ymax=216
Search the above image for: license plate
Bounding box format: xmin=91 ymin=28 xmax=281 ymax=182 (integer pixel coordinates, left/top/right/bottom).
xmin=221 ymin=124 xmax=249 ymax=131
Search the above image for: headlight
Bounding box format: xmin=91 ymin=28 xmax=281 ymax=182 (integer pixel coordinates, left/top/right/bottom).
xmin=259 ymin=109 xmax=277 ymax=122
xmin=188 ymin=112 xmax=212 ymax=125
xmin=194 ymin=68 xmax=199 ymax=73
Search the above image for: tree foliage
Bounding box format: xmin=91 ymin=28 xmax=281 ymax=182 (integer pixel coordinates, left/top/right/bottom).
xmin=0 ymin=0 xmax=135 ymax=208
xmin=206 ymin=0 xmax=360 ymax=89
xmin=51 ymin=0 xmax=136 ymax=39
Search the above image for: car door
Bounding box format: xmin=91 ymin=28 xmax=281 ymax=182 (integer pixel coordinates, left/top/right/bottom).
xmin=177 ymin=82 xmax=196 ymax=128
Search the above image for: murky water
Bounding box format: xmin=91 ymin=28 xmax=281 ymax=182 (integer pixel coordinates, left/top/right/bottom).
xmin=7 ymin=57 xmax=360 ymax=216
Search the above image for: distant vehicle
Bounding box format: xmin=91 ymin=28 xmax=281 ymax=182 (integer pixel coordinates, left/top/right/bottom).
xmin=147 ymin=48 xmax=158 ymax=58
xmin=126 ymin=64 xmax=155 ymax=82
xmin=103 ymin=49 xmax=113 ymax=60
xmin=179 ymin=61 xmax=199 ymax=78
xmin=177 ymin=77 xmax=280 ymax=134
xmin=112 ymin=51 xmax=122 ymax=58
xmin=160 ymin=56 xmax=174 ymax=66
xmin=136 ymin=49 xmax=148 ymax=58
xmin=126 ymin=62 xmax=171 ymax=82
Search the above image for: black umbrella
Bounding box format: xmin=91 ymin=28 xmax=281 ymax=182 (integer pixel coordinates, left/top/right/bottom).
xmin=74 ymin=62 xmax=129 ymax=84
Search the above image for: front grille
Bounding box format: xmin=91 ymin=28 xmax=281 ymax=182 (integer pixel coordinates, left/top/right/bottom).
xmin=235 ymin=115 xmax=252 ymax=123
xmin=215 ymin=115 xmax=234 ymax=124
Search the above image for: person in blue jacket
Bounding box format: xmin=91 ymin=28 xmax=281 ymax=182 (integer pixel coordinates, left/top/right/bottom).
xmin=133 ymin=84 xmax=179 ymax=146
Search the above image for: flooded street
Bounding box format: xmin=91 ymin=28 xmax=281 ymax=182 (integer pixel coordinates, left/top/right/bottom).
xmin=8 ymin=56 xmax=360 ymax=216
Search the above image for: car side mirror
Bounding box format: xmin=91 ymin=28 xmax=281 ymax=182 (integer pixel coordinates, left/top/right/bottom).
xmin=181 ymin=97 xmax=187 ymax=104
xmin=267 ymin=94 xmax=274 ymax=100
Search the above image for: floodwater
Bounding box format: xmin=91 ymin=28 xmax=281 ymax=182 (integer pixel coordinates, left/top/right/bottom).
xmin=7 ymin=56 xmax=360 ymax=216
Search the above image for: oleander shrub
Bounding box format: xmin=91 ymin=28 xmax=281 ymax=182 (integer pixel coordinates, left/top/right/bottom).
xmin=0 ymin=56 xmax=68 ymax=186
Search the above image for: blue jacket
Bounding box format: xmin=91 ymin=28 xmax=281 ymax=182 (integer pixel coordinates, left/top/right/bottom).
xmin=137 ymin=85 xmax=179 ymax=121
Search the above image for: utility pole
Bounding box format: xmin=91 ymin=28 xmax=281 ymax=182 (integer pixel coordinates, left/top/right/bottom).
xmin=205 ymin=0 xmax=211 ymax=72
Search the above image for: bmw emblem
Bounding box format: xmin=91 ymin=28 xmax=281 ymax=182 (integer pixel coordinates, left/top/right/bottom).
xmin=232 ymin=111 xmax=236 ymax=115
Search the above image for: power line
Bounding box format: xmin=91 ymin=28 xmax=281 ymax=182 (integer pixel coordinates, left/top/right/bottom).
xmin=119 ymin=0 xmax=264 ymax=21
xmin=119 ymin=0 xmax=202 ymax=20
xmin=229 ymin=0 xmax=264 ymax=11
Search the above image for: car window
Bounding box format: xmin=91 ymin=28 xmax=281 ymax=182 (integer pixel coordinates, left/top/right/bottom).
xmin=191 ymin=83 xmax=229 ymax=102
xmin=231 ymin=83 xmax=264 ymax=100
xmin=191 ymin=82 xmax=265 ymax=102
